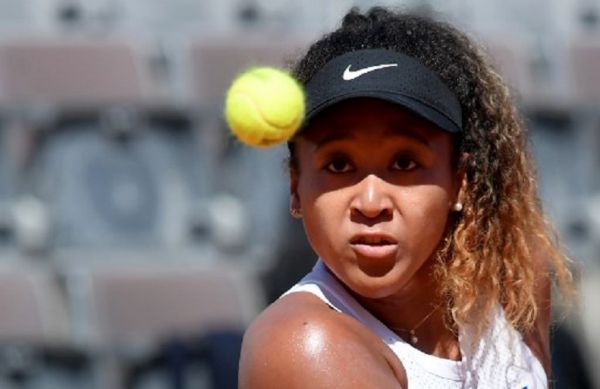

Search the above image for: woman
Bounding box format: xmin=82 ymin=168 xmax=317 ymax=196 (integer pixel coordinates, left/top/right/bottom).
xmin=239 ymin=7 xmax=573 ymax=388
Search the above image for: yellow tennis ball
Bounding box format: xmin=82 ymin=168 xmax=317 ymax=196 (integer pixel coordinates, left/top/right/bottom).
xmin=225 ymin=67 xmax=305 ymax=147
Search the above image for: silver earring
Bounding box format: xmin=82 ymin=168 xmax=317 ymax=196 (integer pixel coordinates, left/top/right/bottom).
xmin=452 ymin=202 xmax=463 ymax=212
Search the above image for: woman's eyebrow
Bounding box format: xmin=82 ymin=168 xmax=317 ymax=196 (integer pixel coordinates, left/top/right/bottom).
xmin=384 ymin=126 xmax=432 ymax=148
xmin=313 ymin=129 xmax=355 ymax=149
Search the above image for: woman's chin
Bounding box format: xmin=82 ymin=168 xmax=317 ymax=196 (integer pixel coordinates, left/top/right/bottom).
xmin=355 ymin=251 xmax=397 ymax=277
xmin=349 ymin=267 xmax=410 ymax=299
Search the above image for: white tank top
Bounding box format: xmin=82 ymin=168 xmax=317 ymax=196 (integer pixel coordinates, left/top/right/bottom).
xmin=282 ymin=260 xmax=548 ymax=389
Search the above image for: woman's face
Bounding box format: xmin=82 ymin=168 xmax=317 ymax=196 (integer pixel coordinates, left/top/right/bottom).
xmin=291 ymin=98 xmax=462 ymax=299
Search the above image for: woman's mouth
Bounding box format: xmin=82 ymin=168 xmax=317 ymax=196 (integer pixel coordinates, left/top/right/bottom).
xmin=350 ymin=234 xmax=398 ymax=258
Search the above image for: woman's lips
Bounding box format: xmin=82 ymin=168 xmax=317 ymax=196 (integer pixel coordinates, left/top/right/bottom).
xmin=350 ymin=233 xmax=398 ymax=258
xmin=351 ymin=243 xmax=398 ymax=258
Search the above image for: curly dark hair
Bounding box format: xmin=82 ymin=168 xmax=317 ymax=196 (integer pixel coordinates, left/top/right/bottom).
xmin=287 ymin=7 xmax=574 ymax=338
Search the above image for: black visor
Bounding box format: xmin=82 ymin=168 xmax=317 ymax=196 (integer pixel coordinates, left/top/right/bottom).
xmin=304 ymin=49 xmax=462 ymax=133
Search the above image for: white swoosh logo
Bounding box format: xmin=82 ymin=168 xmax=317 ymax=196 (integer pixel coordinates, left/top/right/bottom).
xmin=342 ymin=63 xmax=398 ymax=80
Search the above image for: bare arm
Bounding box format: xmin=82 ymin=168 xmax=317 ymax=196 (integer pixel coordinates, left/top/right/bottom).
xmin=239 ymin=293 xmax=406 ymax=389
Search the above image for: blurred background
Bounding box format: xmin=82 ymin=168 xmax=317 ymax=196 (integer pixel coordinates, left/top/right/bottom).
xmin=0 ymin=0 xmax=597 ymax=388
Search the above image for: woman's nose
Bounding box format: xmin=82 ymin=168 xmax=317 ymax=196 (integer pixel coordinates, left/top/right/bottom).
xmin=350 ymin=174 xmax=393 ymax=220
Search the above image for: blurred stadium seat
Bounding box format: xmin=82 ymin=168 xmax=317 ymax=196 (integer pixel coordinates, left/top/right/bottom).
xmin=567 ymin=35 xmax=600 ymax=106
xmin=0 ymin=262 xmax=69 ymax=346
xmin=0 ymin=37 xmax=148 ymax=108
xmin=0 ymin=261 xmax=90 ymax=388
xmin=63 ymin=261 xmax=263 ymax=389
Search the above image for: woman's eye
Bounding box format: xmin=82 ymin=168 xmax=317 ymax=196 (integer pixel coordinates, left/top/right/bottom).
xmin=393 ymin=157 xmax=417 ymax=171
xmin=326 ymin=158 xmax=352 ymax=173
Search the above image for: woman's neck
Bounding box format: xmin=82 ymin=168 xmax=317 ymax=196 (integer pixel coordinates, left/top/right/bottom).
xmin=349 ymin=259 xmax=462 ymax=360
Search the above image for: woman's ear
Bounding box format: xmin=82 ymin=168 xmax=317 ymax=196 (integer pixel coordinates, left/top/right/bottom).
xmin=289 ymin=168 xmax=301 ymax=213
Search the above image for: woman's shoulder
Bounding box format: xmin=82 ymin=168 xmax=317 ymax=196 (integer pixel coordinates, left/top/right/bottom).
xmin=238 ymin=291 xmax=406 ymax=388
